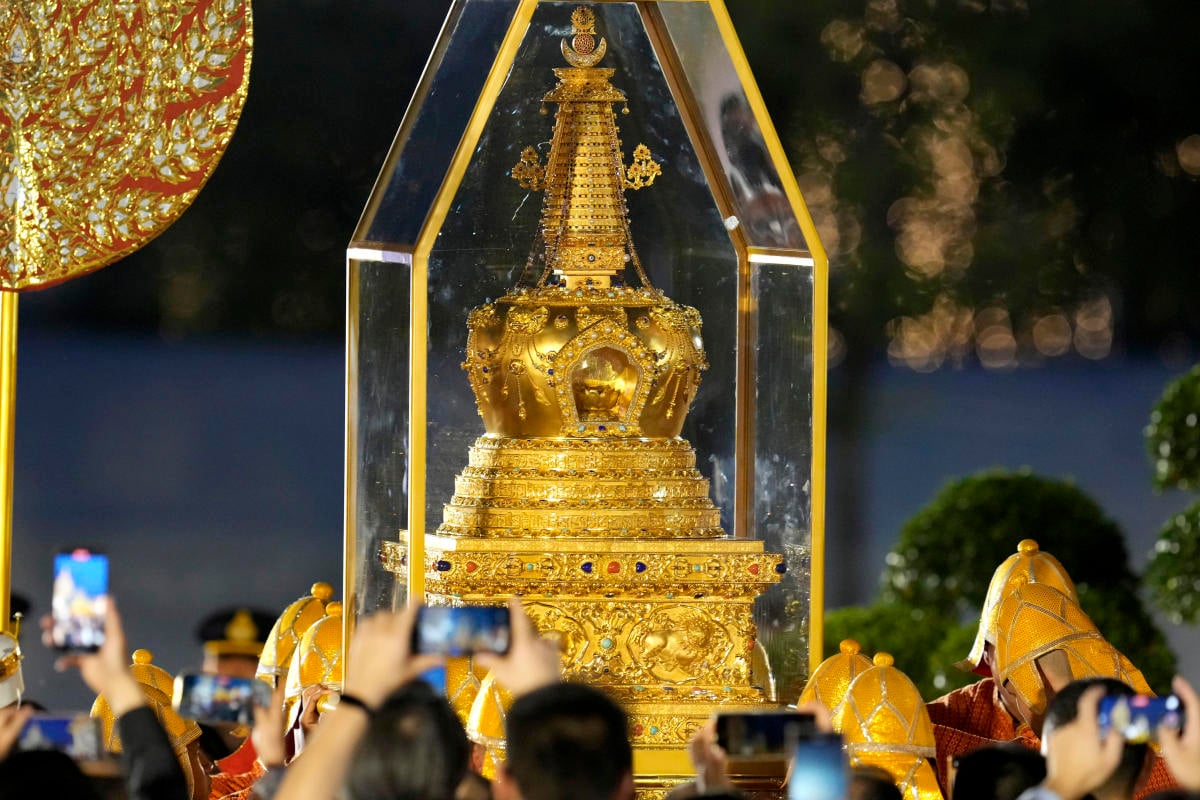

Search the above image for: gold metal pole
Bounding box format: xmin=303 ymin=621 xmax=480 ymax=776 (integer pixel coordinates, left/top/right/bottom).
xmin=0 ymin=291 xmax=17 ymax=629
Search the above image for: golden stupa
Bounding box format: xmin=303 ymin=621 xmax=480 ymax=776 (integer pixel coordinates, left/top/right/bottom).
xmin=382 ymin=6 xmax=786 ymax=781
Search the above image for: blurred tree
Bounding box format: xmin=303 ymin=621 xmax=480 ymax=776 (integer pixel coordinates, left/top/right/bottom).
xmin=824 ymin=469 xmax=1176 ymax=699
xmin=1145 ymin=501 xmax=1200 ymax=625
xmin=1145 ymin=364 xmax=1200 ymax=491
xmin=726 ymin=0 xmax=1200 ymax=594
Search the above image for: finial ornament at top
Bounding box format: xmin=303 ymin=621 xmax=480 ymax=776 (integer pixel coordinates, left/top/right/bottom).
xmin=562 ymin=6 xmax=607 ymax=68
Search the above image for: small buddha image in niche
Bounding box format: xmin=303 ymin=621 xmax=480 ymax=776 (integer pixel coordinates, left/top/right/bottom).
xmin=570 ymin=346 xmax=638 ymax=422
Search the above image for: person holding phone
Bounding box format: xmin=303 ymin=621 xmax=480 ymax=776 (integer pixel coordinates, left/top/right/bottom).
xmin=42 ymin=600 xmax=191 ymax=800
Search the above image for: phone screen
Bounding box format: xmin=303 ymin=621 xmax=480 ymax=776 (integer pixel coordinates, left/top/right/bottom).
xmin=716 ymin=711 xmax=818 ymax=757
xmin=787 ymin=733 xmax=848 ymax=800
xmin=413 ymin=606 xmax=511 ymax=656
xmin=173 ymin=672 xmax=274 ymax=725
xmin=51 ymin=549 xmax=109 ymax=652
xmin=1098 ymin=694 xmax=1184 ymax=743
xmin=19 ymin=714 xmax=104 ymax=760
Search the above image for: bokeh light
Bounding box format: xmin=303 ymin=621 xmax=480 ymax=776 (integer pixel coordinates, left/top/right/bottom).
xmin=1177 ymin=134 xmax=1200 ymax=176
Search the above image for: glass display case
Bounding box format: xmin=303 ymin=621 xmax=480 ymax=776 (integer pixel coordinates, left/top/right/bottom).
xmin=344 ymin=0 xmax=827 ymax=784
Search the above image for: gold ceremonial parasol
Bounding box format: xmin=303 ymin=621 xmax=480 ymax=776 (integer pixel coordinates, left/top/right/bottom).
xmin=0 ymin=0 xmax=252 ymax=628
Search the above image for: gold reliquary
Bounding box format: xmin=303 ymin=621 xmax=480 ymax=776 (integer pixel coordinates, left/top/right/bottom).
xmin=344 ymin=2 xmax=829 ymax=790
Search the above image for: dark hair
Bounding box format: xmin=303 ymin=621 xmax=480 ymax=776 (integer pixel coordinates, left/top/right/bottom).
xmin=505 ymin=682 xmax=632 ymax=800
xmin=344 ymin=680 xmax=471 ymax=800
xmin=951 ymin=743 xmax=1046 ymax=800
xmin=0 ymin=750 xmax=103 ymax=800
xmin=849 ymin=766 xmax=903 ymax=800
xmin=1045 ymin=678 xmax=1148 ymax=794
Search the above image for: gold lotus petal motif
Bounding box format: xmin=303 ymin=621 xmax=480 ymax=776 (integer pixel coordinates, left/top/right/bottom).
xmin=0 ymin=0 xmax=252 ymax=289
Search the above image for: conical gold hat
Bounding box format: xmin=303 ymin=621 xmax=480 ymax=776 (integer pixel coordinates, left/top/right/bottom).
xmin=959 ymin=539 xmax=1078 ymax=674
xmin=994 ymin=583 xmax=1151 ymax=718
xmin=91 ymin=678 xmax=200 ymax=758
xmin=256 ymin=582 xmax=333 ymax=683
xmin=466 ymin=671 xmax=513 ymax=780
xmin=796 ymin=639 xmax=873 ymax=716
xmin=129 ymin=649 xmax=175 ymax=698
xmin=446 ymin=655 xmax=490 ymax=725
xmin=286 ymin=602 xmax=343 ymax=698
xmin=834 ymin=654 xmax=943 ymax=800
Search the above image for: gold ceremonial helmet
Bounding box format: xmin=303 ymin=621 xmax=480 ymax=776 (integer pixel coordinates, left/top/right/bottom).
xmin=467 ymin=671 xmax=513 ymax=780
xmin=958 ymin=539 xmax=1078 ymax=675
xmin=797 ymin=639 xmax=873 ymax=717
xmin=446 ymin=656 xmax=490 ymax=725
xmin=91 ymin=666 xmax=202 ymax=796
xmin=284 ymin=601 xmax=343 ymax=724
xmin=834 ymin=653 xmax=944 ymax=800
xmin=256 ymin=582 xmax=334 ymax=685
xmin=129 ymin=649 xmax=176 ymax=697
xmin=993 ymin=582 xmax=1152 ymax=719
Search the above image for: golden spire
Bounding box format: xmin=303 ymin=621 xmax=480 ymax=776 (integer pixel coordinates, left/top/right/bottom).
xmin=511 ymin=6 xmax=661 ymax=291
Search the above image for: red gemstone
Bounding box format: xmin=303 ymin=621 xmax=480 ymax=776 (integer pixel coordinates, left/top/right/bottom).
xmin=748 ymin=563 xmax=760 ymax=575
xmin=634 ymin=724 xmax=645 ymax=736
xmin=607 ymin=561 xmax=620 ymax=573
xmin=465 ymin=562 xmax=478 ymax=573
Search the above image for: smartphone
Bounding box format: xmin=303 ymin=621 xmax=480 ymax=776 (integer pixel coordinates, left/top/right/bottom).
xmin=173 ymin=672 xmax=274 ymax=725
xmin=716 ymin=711 xmax=818 ymax=758
xmin=787 ymin=732 xmax=848 ymax=800
xmin=1098 ymin=694 xmax=1184 ymax=743
xmin=51 ymin=548 xmax=109 ymax=652
xmin=18 ymin=714 xmax=104 ymax=760
xmin=412 ymin=605 xmax=511 ymax=656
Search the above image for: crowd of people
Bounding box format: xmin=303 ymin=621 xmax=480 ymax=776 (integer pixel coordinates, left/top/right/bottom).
xmin=0 ymin=539 xmax=1198 ymax=800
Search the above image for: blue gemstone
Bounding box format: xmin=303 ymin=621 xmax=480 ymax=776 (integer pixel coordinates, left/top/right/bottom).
xmin=775 ymin=563 xmax=787 ymax=574
xmin=598 ymin=425 xmax=606 ymax=431
xmin=481 ymin=367 xmax=488 ymax=373
xmin=547 ymin=368 xmax=554 ymax=375
xmin=436 ymin=560 xmax=452 ymax=572
xmin=581 ymin=562 xmax=593 ymax=574
xmin=635 ymin=562 xmax=647 ymax=573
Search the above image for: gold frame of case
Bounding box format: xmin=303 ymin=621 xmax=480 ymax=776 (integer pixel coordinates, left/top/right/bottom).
xmin=343 ymin=0 xmax=828 ymax=788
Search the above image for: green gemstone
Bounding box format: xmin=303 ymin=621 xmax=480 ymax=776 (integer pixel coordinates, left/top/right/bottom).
xmin=600 ymin=637 xmax=614 ymax=649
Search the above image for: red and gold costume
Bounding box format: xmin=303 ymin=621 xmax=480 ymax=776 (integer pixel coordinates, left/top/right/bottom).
xmin=928 ymin=541 xmax=1176 ymax=799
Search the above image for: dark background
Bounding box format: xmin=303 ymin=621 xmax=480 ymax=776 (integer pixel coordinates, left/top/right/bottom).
xmin=10 ymin=0 xmax=1200 ymax=706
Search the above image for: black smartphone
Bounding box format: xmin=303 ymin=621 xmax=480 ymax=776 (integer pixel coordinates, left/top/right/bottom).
xmin=50 ymin=548 xmax=109 ymax=652
xmin=787 ymin=732 xmax=848 ymax=800
xmin=716 ymin=710 xmax=818 ymax=758
xmin=1098 ymin=694 xmax=1185 ymax=743
xmin=173 ymin=672 xmax=274 ymax=725
xmin=18 ymin=713 xmax=104 ymax=760
xmin=412 ymin=605 xmax=511 ymax=656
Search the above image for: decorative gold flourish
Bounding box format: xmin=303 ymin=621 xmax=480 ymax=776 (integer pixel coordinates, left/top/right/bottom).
xmin=510 ymin=145 xmax=545 ymax=191
xmin=624 ymin=144 xmax=662 ymax=190
xmin=0 ymin=0 xmax=252 ymax=289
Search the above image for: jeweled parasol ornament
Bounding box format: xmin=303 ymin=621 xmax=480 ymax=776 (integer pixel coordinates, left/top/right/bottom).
xmin=0 ymin=0 xmax=252 ymax=290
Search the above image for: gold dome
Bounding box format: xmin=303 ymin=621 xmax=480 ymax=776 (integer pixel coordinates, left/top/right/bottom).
xmin=256 ymin=582 xmax=334 ymax=684
xmin=834 ymin=653 xmax=943 ymax=800
xmin=91 ymin=682 xmax=200 ymax=756
xmin=446 ymin=655 xmax=489 ymax=725
xmin=466 ymin=671 xmax=513 ymax=780
xmin=797 ymin=639 xmax=873 ymax=716
xmin=285 ymin=601 xmax=344 ymax=702
xmin=959 ymin=539 xmax=1078 ymax=673
xmin=129 ymin=649 xmax=175 ymax=698
xmin=993 ymin=583 xmax=1151 ymax=718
